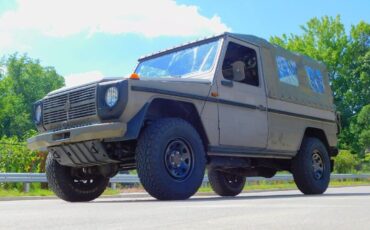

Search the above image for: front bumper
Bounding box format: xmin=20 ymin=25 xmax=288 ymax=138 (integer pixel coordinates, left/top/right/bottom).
xmin=27 ymin=122 xmax=127 ymax=151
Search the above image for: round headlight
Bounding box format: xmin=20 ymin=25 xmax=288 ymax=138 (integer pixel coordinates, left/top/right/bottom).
xmin=35 ymin=104 xmax=42 ymax=123
xmin=105 ymin=86 xmax=119 ymax=108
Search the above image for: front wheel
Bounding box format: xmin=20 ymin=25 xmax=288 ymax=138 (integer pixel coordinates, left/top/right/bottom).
xmin=46 ymin=154 xmax=109 ymax=202
xmin=291 ymin=137 xmax=331 ymax=195
xmin=208 ymin=168 xmax=246 ymax=197
xmin=136 ymin=118 xmax=206 ymax=200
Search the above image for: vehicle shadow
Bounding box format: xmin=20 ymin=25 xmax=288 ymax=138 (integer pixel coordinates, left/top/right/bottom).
xmin=94 ymin=192 xmax=370 ymax=204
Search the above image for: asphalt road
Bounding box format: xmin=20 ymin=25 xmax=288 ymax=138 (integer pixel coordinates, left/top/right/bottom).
xmin=1 ymin=186 xmax=369 ymax=230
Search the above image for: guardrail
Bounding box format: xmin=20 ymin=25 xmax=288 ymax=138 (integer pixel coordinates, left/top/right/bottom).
xmin=1 ymin=173 xmax=369 ymax=192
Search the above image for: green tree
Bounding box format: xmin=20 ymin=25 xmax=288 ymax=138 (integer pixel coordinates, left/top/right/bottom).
xmin=350 ymin=105 xmax=370 ymax=154
xmin=0 ymin=54 xmax=65 ymax=138
xmin=270 ymin=16 xmax=370 ymax=154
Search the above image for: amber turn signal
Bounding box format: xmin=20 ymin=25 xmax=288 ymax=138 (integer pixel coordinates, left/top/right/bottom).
xmin=211 ymin=92 xmax=219 ymax=97
xmin=130 ymin=73 xmax=140 ymax=80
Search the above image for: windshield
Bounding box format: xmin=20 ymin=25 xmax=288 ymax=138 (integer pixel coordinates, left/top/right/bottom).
xmin=135 ymin=39 xmax=221 ymax=79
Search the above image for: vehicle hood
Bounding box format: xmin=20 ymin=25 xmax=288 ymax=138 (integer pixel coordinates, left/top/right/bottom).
xmin=46 ymin=77 xmax=213 ymax=100
xmin=129 ymin=78 xmax=213 ymax=98
xmin=47 ymin=77 xmax=122 ymax=96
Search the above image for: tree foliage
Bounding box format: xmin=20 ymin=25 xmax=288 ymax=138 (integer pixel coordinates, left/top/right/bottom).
xmin=270 ymin=16 xmax=370 ymax=155
xmin=0 ymin=54 xmax=65 ymax=138
xmin=333 ymin=150 xmax=360 ymax=173
xmin=350 ymin=105 xmax=370 ymax=154
xmin=0 ymin=136 xmax=46 ymax=173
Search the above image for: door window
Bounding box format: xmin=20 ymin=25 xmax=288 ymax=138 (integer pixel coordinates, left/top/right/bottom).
xmin=222 ymin=42 xmax=259 ymax=86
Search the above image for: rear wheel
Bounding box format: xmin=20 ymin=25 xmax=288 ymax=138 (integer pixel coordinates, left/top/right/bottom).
xmin=291 ymin=137 xmax=330 ymax=195
xmin=136 ymin=118 xmax=206 ymax=200
xmin=208 ymin=168 xmax=246 ymax=197
xmin=46 ymin=154 xmax=109 ymax=202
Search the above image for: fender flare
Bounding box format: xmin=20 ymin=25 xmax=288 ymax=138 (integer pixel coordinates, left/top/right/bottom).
xmin=122 ymin=103 xmax=150 ymax=141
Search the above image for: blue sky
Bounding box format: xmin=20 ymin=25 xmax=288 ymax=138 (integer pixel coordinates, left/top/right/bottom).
xmin=0 ymin=0 xmax=369 ymax=86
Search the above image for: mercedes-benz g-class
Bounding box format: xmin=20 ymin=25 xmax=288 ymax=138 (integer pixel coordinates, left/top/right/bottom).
xmin=28 ymin=33 xmax=339 ymax=201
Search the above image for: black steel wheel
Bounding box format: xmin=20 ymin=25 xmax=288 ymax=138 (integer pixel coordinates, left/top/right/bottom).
xmin=46 ymin=154 xmax=109 ymax=202
xmin=208 ymin=168 xmax=246 ymax=197
xmin=312 ymin=150 xmax=325 ymax=180
xmin=292 ymin=137 xmax=331 ymax=195
xmin=164 ymin=138 xmax=194 ymax=181
xmin=136 ymin=118 xmax=206 ymax=200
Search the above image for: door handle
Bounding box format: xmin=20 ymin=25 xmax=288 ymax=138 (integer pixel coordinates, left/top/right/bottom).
xmin=257 ymin=105 xmax=267 ymax=111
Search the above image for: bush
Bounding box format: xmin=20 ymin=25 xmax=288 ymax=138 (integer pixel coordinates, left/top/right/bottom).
xmin=359 ymin=153 xmax=370 ymax=172
xmin=0 ymin=136 xmax=47 ymax=190
xmin=334 ymin=150 xmax=361 ymax=173
xmin=0 ymin=136 xmax=46 ymax=173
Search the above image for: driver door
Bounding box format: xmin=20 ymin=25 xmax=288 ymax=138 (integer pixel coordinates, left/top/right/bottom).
xmin=216 ymin=39 xmax=268 ymax=149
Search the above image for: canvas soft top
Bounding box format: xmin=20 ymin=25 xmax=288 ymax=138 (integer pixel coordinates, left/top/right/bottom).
xmin=227 ymin=33 xmax=333 ymax=111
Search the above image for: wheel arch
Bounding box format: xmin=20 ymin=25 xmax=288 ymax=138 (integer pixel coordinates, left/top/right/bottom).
xmin=123 ymin=97 xmax=209 ymax=147
xmin=300 ymin=127 xmax=331 ymax=155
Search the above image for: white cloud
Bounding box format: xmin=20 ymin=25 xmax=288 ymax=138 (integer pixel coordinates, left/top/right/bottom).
xmin=0 ymin=0 xmax=229 ymax=48
xmin=64 ymin=71 xmax=105 ymax=87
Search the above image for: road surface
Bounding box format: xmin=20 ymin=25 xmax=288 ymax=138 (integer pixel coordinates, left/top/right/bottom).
xmin=1 ymin=186 xmax=369 ymax=230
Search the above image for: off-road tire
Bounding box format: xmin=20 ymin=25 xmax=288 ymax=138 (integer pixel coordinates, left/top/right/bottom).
xmin=208 ymin=168 xmax=246 ymax=196
xmin=291 ymin=137 xmax=330 ymax=195
xmin=136 ymin=118 xmax=206 ymax=200
xmin=46 ymin=154 xmax=109 ymax=202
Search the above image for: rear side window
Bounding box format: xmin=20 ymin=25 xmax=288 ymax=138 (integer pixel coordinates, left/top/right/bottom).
xmin=305 ymin=66 xmax=325 ymax=93
xmin=276 ymin=56 xmax=298 ymax=86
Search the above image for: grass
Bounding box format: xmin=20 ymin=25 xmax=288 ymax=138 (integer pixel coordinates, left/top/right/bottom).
xmin=102 ymin=188 xmax=121 ymax=196
xmin=0 ymin=187 xmax=120 ymax=198
xmin=198 ymin=179 xmax=370 ymax=193
xmin=0 ymin=188 xmax=55 ymax=197
xmin=0 ymin=179 xmax=369 ymax=198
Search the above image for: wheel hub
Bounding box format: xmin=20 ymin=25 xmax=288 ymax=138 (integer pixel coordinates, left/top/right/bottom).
xmin=164 ymin=138 xmax=193 ymax=180
xmin=312 ymin=150 xmax=324 ymax=180
xmin=170 ymin=151 xmax=182 ymax=166
xmin=224 ymin=173 xmax=243 ymax=188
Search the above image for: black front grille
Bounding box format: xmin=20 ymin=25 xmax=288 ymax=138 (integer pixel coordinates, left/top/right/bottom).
xmin=43 ymin=86 xmax=96 ymax=125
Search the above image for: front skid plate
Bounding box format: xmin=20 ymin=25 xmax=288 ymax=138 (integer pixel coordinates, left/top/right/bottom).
xmin=49 ymin=141 xmax=119 ymax=167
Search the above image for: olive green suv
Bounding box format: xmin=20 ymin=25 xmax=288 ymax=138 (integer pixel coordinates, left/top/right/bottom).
xmin=28 ymin=33 xmax=339 ymax=201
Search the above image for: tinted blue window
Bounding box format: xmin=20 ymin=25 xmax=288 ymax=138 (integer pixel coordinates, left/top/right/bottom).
xmin=305 ymin=66 xmax=325 ymax=93
xmin=276 ymin=56 xmax=298 ymax=86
